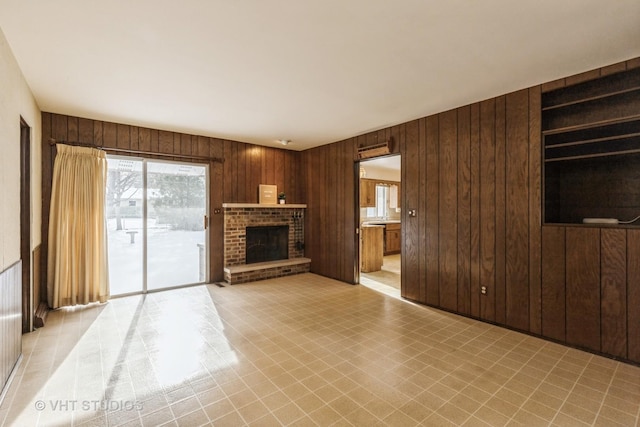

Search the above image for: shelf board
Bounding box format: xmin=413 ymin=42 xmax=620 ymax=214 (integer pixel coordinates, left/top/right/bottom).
xmin=542 ymin=115 xmax=640 ymax=135
xmin=545 ymin=131 xmax=640 ymax=150
xmin=543 ymin=222 xmax=640 ymax=229
xmin=545 ymin=148 xmax=640 ymax=162
xmin=542 ymin=86 xmax=640 ymax=111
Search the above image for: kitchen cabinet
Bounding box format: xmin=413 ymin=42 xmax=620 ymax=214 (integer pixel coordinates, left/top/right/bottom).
xmin=384 ymin=223 xmax=401 ymax=255
xmin=361 ymin=225 xmax=384 ymax=272
xmin=360 ymin=179 xmax=376 ymax=207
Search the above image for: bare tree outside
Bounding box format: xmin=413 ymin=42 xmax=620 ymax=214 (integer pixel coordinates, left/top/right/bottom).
xmin=106 ymin=168 xmax=141 ymax=230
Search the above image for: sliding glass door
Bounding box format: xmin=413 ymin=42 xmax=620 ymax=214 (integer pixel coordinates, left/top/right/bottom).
xmin=106 ymin=157 xmax=208 ymax=295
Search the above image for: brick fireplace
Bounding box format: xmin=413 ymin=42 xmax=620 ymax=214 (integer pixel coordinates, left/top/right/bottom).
xmin=223 ymin=204 xmax=310 ymax=284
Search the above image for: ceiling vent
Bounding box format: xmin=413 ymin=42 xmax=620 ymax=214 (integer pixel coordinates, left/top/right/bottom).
xmin=357 ymin=140 xmax=391 ymax=159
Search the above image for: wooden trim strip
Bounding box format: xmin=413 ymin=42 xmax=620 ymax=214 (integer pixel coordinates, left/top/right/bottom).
xmin=48 ymin=138 xmax=224 ymax=163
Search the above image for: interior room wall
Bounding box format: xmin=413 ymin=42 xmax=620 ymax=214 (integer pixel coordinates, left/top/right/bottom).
xmin=0 ymin=27 xmax=41 ymax=272
xmin=302 ymin=56 xmax=640 ymax=364
xmin=40 ymin=112 xmax=303 ymax=284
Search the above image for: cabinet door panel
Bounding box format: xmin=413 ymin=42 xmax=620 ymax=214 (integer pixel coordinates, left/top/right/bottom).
xmin=600 ymin=229 xmax=627 ymax=358
xmin=565 ymin=227 xmax=600 ymax=352
xmin=628 ymin=230 xmax=640 ymax=362
xmin=541 ymin=226 xmax=566 ymax=342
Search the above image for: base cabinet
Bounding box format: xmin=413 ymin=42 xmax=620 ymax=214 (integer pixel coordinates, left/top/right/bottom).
xmin=361 ymin=226 xmax=384 ymax=272
xmin=384 ymin=223 xmax=401 ymax=255
xmin=541 ymin=225 xmax=640 ymax=363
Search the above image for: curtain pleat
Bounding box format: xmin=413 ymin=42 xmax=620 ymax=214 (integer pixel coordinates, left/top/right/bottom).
xmin=47 ymin=144 xmax=109 ymax=308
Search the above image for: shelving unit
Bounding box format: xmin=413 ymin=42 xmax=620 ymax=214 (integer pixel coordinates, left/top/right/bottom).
xmin=543 ymin=67 xmax=640 ymax=225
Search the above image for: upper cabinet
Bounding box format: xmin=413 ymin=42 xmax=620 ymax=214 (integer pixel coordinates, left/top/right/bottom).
xmin=360 ymin=179 xmax=377 ymax=207
xmin=543 ymin=67 xmax=640 ymax=225
xmin=360 ymin=179 xmax=401 ymax=209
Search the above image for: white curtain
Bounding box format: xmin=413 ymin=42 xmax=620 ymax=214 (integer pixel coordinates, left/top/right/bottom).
xmin=47 ymin=144 xmax=110 ymax=308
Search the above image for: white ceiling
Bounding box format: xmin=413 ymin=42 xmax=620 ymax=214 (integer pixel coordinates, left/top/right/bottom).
xmin=1 ymin=1 xmax=639 ymax=151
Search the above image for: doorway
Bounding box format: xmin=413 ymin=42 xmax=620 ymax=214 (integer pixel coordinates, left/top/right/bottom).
xmin=20 ymin=118 xmax=32 ymax=332
xmin=358 ymin=155 xmax=401 ymax=295
xmin=106 ymin=156 xmax=209 ymax=296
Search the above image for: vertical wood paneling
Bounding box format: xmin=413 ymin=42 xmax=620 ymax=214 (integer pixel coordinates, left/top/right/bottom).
xmin=528 ymin=86 xmax=542 ymax=335
xmin=0 ymin=261 xmax=22 ymax=399
xmin=439 ymin=111 xmax=457 ymax=310
xmin=130 ymin=127 xmax=139 ymax=151
xmin=328 ymin=143 xmax=339 ymax=280
xmin=541 ymin=226 xmax=566 ymax=341
xmin=505 ymin=90 xmax=530 ymax=331
xmin=68 ymin=116 xmax=78 ymax=142
xmin=469 ymin=104 xmax=481 ymax=318
xmin=149 ymin=129 xmax=159 ymax=154
xmin=139 ymin=128 xmax=151 ymax=152
xmin=54 ymin=114 xmax=68 ymax=142
xmin=457 ymin=106 xmax=471 ymax=315
xmin=181 ymin=134 xmax=192 ymax=156
xmin=222 ymin=141 xmax=233 ymax=202
xmin=494 ymin=96 xmax=506 ymax=324
xmin=40 ymin=113 xmax=53 ymax=304
xmin=210 ymin=139 xmax=224 ymax=282
xmin=275 ymin=150 xmax=285 ymax=196
xmin=93 ymin=120 xmax=103 ymax=147
xmin=159 ymin=130 xmax=173 ymax=154
xmin=600 ymin=229 xmax=627 ymax=358
xmin=627 ymin=230 xmax=640 ymax=362
xmin=479 ymin=99 xmax=496 ymax=321
xmin=320 ymin=146 xmax=329 ymax=274
xmin=418 ymin=118 xmax=428 ymax=302
xmin=566 ymin=227 xmax=600 ymax=351
xmin=170 ymin=133 xmax=178 ymax=154
xmin=403 ymin=120 xmax=420 ymax=300
xmin=337 ymin=142 xmax=347 ymax=281
xmin=247 ymin=145 xmax=258 ymax=202
xmin=117 ymin=124 xmax=130 ymax=149
xmin=425 ymin=116 xmax=440 ymax=306
xmin=103 ymin=122 xmax=117 ymax=149
xmin=78 ymin=118 xmax=93 ymax=143
xmin=238 ymin=144 xmax=248 ymax=202
xmin=41 ymin=113 xmax=303 ymax=289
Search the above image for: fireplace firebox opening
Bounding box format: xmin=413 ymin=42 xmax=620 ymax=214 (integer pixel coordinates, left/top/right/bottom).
xmin=245 ymin=225 xmax=289 ymax=264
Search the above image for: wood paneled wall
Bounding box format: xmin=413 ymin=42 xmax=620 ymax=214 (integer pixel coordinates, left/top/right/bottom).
xmin=40 ymin=112 xmax=302 ymax=291
xmin=302 ymin=128 xmax=401 ymax=283
xmin=0 ymin=260 xmax=22 ymax=402
xmin=397 ymin=88 xmax=542 ymax=332
xmin=542 ymin=227 xmax=640 ymax=361
xmin=302 ymin=57 xmax=640 ymax=364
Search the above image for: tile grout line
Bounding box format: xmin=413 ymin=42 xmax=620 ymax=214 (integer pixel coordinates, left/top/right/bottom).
xmin=547 ymin=353 xmax=593 ymax=426
xmin=591 ymin=361 xmax=619 ymax=426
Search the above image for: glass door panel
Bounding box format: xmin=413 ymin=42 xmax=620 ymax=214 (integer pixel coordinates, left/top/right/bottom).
xmin=106 ymin=157 xmax=144 ymax=295
xmin=146 ymin=161 xmax=207 ymax=290
xmin=106 ymin=157 xmax=208 ymax=295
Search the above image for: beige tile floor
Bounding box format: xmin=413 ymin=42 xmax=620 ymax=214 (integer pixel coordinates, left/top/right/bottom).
xmin=360 ymin=255 xmax=401 ymax=291
xmin=1 ymin=273 xmax=639 ymax=426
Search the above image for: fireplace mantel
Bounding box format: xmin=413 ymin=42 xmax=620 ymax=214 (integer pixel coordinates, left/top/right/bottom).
xmin=223 ymin=203 xmax=307 ymax=208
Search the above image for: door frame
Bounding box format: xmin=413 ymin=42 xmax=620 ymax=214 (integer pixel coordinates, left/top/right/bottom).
xmin=20 ymin=117 xmax=32 ymax=333
xmin=106 ymin=155 xmax=210 ymax=296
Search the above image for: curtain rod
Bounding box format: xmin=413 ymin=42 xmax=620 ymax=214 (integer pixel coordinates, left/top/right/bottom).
xmin=48 ymin=138 xmax=224 ymax=163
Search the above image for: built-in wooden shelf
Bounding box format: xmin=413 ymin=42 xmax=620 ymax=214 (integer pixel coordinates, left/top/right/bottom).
xmin=543 ymin=66 xmax=640 ymax=225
